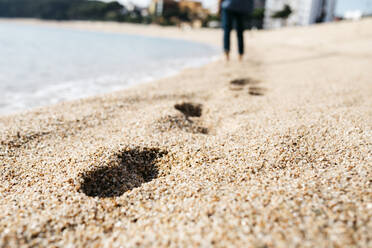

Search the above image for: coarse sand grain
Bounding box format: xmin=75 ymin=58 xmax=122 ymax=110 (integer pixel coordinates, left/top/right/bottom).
xmin=0 ymin=19 xmax=371 ymax=247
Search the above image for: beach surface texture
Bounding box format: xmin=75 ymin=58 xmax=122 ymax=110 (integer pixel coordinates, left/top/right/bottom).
xmin=0 ymin=19 xmax=371 ymax=247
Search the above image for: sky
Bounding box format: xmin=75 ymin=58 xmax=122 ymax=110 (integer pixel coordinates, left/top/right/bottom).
xmin=336 ymin=0 xmax=372 ymax=16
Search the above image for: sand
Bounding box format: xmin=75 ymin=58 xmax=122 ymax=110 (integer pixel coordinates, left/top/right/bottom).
xmin=0 ymin=19 xmax=371 ymax=247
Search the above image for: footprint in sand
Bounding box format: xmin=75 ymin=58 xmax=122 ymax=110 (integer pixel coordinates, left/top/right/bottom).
xmin=155 ymin=102 xmax=208 ymax=134
xmin=79 ymin=148 xmax=168 ymax=198
xmin=229 ymin=77 xmax=260 ymax=91
xmin=174 ymin=102 xmax=202 ymax=118
xmin=249 ymin=86 xmax=267 ymax=96
xmin=157 ymin=115 xmax=208 ymax=134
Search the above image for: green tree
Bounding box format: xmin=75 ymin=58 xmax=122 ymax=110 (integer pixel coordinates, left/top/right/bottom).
xmin=0 ymin=0 xmax=126 ymax=21
xmin=252 ymin=8 xmax=265 ymax=20
xmin=271 ymin=4 xmax=292 ymax=26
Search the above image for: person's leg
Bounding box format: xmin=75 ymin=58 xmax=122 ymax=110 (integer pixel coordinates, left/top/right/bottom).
xmin=222 ymin=9 xmax=233 ymax=61
xmin=235 ymin=12 xmax=245 ymax=61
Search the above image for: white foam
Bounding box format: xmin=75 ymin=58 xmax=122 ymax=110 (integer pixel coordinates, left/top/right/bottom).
xmin=0 ymin=54 xmax=219 ymax=116
xmin=0 ymin=22 xmax=221 ymax=116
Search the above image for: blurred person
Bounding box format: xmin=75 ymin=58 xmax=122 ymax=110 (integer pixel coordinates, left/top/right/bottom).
xmin=219 ymin=0 xmax=253 ymax=61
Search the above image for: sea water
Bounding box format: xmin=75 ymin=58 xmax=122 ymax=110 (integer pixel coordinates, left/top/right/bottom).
xmin=0 ymin=22 xmax=219 ymax=115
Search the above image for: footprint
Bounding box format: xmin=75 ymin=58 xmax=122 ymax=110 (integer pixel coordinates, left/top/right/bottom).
xmin=154 ymin=102 xmax=208 ymax=134
xmin=249 ymin=87 xmax=266 ymax=96
xmin=229 ymin=78 xmax=260 ymax=91
xmin=174 ymin=102 xmax=202 ymax=118
xmin=79 ymin=148 xmax=168 ymax=198
xmin=156 ymin=115 xmax=208 ymax=134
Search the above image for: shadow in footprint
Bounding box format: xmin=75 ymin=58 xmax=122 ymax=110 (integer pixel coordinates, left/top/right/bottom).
xmin=230 ymin=78 xmax=260 ymax=86
xmin=79 ymin=148 xmax=167 ymax=198
xmin=157 ymin=115 xmax=208 ymax=134
xmin=155 ymin=102 xmax=207 ymax=134
xmin=174 ymin=102 xmax=202 ymax=118
xmin=171 ymin=102 xmax=208 ymax=134
xmin=249 ymin=87 xmax=266 ymax=96
xmin=229 ymin=78 xmax=260 ymax=91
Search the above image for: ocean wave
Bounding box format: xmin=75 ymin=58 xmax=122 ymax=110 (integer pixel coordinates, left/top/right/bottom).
xmin=0 ymin=22 xmax=220 ymax=116
xmin=0 ymin=54 xmax=219 ymax=116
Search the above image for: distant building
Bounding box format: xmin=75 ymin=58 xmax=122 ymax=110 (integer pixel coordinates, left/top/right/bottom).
xmin=179 ymin=0 xmax=209 ymax=19
xmin=149 ymin=0 xmax=178 ymax=16
xmin=324 ymin=0 xmax=337 ymax=22
xmin=254 ymin=0 xmax=266 ymax=9
xmin=335 ymin=0 xmax=372 ymax=18
xmin=250 ymin=0 xmax=266 ymax=29
xmin=179 ymin=0 xmax=202 ymax=12
xmin=264 ymin=0 xmax=337 ymax=29
xmin=149 ymin=0 xmax=208 ymax=17
xmin=149 ymin=0 xmax=209 ymax=27
xmin=344 ymin=10 xmax=363 ymax=20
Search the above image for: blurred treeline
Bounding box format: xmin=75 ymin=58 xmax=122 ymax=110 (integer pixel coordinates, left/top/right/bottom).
xmin=0 ymin=0 xmax=144 ymax=22
xmin=0 ymin=0 xmax=266 ymax=28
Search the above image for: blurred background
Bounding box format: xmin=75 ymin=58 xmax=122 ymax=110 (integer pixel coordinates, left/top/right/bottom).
xmin=0 ymin=0 xmax=371 ymax=115
xmin=1 ymin=0 xmax=372 ymax=29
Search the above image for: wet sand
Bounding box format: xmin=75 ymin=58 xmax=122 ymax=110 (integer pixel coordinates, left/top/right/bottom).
xmin=0 ymin=19 xmax=371 ymax=247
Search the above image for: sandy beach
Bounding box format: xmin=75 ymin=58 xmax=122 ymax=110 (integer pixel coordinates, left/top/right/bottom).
xmin=0 ymin=18 xmax=371 ymax=247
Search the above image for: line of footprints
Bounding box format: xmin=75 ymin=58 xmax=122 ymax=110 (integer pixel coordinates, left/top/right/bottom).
xmin=229 ymin=77 xmax=267 ymax=96
xmin=79 ymin=78 xmax=268 ymax=198
xmin=170 ymin=77 xmax=267 ymax=134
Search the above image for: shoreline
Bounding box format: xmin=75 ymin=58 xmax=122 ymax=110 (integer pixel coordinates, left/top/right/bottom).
xmin=0 ymin=18 xmax=222 ymax=117
xmin=1 ymin=18 xmax=371 ymax=247
xmin=0 ymin=18 xmax=223 ymax=47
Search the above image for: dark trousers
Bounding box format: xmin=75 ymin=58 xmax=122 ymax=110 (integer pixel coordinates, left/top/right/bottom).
xmin=222 ymin=9 xmax=245 ymax=55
